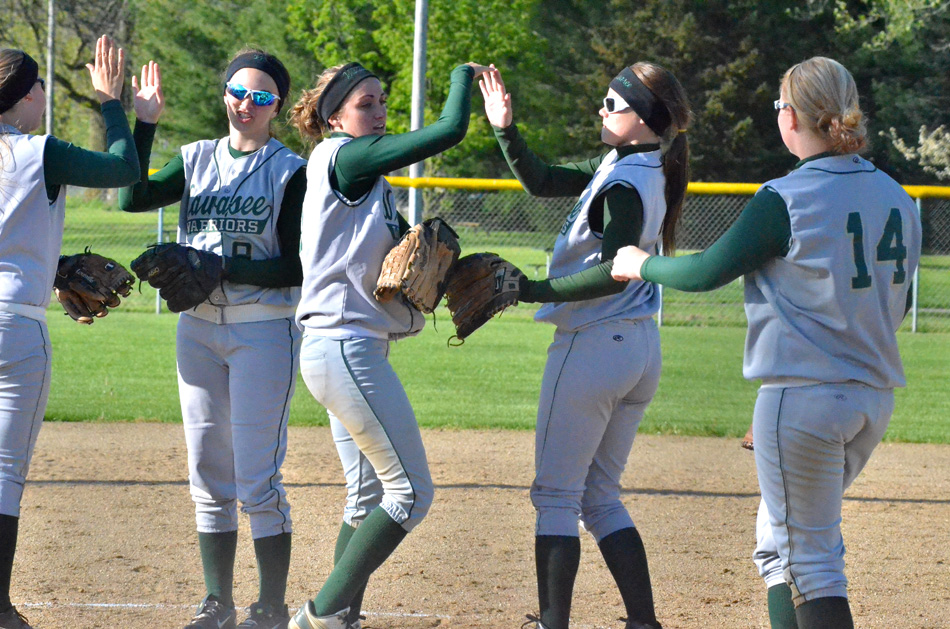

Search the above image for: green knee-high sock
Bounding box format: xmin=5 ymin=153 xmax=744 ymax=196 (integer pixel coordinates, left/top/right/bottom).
xmin=198 ymin=531 xmax=238 ymax=608
xmin=536 ymin=535 xmax=581 ymax=629
xmin=795 ymin=596 xmax=853 ymax=629
xmin=312 ymin=508 xmax=407 ymax=616
xmin=253 ymin=532 xmax=292 ymax=609
xmin=767 ymin=584 xmax=798 ymax=629
xmin=597 ymin=527 xmax=659 ymax=626
xmin=334 ymin=523 xmax=368 ymax=626
xmin=0 ymin=515 xmax=18 ymax=612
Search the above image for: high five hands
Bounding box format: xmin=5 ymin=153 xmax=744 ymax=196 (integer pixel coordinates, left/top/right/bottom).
xmin=478 ymin=64 xmax=512 ymax=129
xmin=85 ymin=35 xmax=125 ymax=104
xmin=132 ymin=60 xmax=165 ymax=124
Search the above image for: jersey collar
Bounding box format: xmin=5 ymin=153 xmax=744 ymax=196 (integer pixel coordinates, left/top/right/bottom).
xmin=616 ymin=142 xmax=660 ymax=158
xmin=793 ymin=151 xmax=838 ymax=169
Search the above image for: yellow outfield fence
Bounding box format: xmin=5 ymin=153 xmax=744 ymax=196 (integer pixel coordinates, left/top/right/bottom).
xmin=387 ymin=176 xmax=950 ymax=199
xmin=383 ymin=177 xmax=950 ymax=332
xmin=75 ymin=175 xmax=950 ymax=330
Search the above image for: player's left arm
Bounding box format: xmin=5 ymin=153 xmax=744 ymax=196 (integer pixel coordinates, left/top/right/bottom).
xmin=223 ymin=165 xmax=306 ymax=287
xmin=43 ymin=100 xmax=139 ymax=189
xmin=634 ymin=187 xmax=791 ymax=291
xmin=520 ymin=185 xmax=642 ymax=303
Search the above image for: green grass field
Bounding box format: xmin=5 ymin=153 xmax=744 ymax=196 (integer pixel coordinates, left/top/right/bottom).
xmin=44 ymin=307 xmax=950 ymax=443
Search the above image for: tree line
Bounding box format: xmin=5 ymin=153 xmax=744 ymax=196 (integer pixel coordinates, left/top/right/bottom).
xmin=3 ymin=0 xmax=949 ymax=184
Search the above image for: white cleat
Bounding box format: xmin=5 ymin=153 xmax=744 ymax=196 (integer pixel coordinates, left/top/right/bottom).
xmin=288 ymin=603 xmax=349 ymax=629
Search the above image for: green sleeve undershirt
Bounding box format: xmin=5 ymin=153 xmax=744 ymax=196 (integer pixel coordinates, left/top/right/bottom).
xmin=43 ymin=99 xmax=139 ymax=200
xmin=333 ymin=64 xmax=475 ymax=202
xmin=639 ymin=186 xmax=791 ymax=291
xmin=491 ymin=122 xmax=648 ymax=303
xmin=117 ymin=120 xmax=305 ymax=287
xmin=491 ymin=122 xmax=603 ymax=198
xmin=521 ymin=186 xmax=644 ymax=302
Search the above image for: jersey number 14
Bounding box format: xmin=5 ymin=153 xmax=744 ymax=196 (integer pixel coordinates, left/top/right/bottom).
xmin=847 ymin=208 xmax=907 ymax=289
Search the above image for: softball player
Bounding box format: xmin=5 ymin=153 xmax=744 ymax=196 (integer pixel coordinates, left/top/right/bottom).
xmin=612 ymin=57 xmax=921 ymax=629
xmin=0 ymin=38 xmax=139 ymax=629
xmin=118 ymin=50 xmax=306 ymax=629
xmin=286 ymin=60 xmax=490 ymax=629
xmin=481 ymin=64 xmax=690 ymax=629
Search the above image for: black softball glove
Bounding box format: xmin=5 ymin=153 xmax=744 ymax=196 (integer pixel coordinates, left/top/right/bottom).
xmin=130 ymin=243 xmax=224 ymax=313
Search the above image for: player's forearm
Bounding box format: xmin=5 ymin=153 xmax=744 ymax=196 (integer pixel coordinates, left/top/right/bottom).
xmin=224 ymin=166 xmax=306 ymax=288
xmin=521 ymin=260 xmax=624 ymax=303
xmin=43 ymin=100 xmax=140 ymax=188
xmin=224 ymin=256 xmax=302 ymax=287
xmin=118 ymin=120 xmax=185 ymax=213
xmin=492 ymin=122 xmax=597 ymax=197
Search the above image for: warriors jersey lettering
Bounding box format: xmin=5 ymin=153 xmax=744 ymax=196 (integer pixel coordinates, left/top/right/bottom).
xmin=0 ymin=127 xmax=66 ymax=313
xmin=296 ymin=136 xmax=422 ymax=340
xmin=179 ymin=137 xmax=305 ymax=314
xmin=536 ymin=148 xmax=665 ymax=330
xmin=744 ymin=154 xmax=921 ymax=388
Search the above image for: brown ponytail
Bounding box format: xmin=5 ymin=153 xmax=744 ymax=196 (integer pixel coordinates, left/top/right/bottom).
xmin=290 ymin=64 xmax=346 ymax=144
xmin=631 ymin=62 xmax=692 ymax=256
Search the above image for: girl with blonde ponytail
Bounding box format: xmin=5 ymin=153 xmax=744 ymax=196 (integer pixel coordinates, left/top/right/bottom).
xmin=613 ymin=56 xmax=921 ymax=629
xmin=480 ymin=61 xmax=691 ymax=629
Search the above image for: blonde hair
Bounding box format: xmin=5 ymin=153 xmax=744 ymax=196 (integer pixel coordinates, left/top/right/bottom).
xmin=631 ymin=61 xmax=693 ymax=256
xmin=290 ymin=64 xmax=346 ymax=143
xmin=781 ymin=56 xmax=867 ymax=154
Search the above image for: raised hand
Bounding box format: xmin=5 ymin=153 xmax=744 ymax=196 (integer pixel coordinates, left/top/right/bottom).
xmin=132 ymin=60 xmax=165 ymax=124
xmin=478 ymin=65 xmax=512 ymax=129
xmin=85 ymin=35 xmax=125 ymax=103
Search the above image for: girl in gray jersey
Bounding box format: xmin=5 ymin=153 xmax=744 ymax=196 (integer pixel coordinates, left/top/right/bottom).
xmin=612 ymin=57 xmax=922 ymax=629
xmin=481 ymin=63 xmax=691 ymax=629
xmin=119 ymin=50 xmax=306 ymax=629
xmin=0 ymin=38 xmax=139 ymax=629
xmin=287 ymin=60 xmax=490 ymax=629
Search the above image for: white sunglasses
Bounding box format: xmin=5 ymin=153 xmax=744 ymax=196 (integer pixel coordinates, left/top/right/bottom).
xmin=603 ymin=95 xmax=633 ymax=114
xmin=774 ymin=99 xmax=794 ymax=111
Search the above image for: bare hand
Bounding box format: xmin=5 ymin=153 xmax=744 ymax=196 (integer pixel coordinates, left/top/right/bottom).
xmin=465 ymin=62 xmax=492 ymax=77
xmin=85 ymin=35 xmax=125 ymax=103
xmin=611 ymin=246 xmax=651 ymax=281
xmin=132 ymin=60 xmax=165 ymax=124
xmin=478 ymin=65 xmax=512 ymax=128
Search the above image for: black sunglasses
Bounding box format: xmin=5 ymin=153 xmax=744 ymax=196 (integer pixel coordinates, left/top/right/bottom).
xmin=35 ymin=78 xmax=45 ymax=91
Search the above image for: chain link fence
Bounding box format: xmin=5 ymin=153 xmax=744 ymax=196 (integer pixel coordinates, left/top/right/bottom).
xmin=62 ymin=181 xmax=950 ymax=332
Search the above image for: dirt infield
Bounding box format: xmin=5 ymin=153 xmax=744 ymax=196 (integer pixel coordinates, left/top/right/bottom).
xmin=12 ymin=423 xmax=950 ymax=628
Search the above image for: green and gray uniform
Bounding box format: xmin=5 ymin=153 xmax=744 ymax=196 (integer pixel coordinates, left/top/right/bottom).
xmin=119 ymin=122 xmax=306 ymax=613
xmin=0 ymin=101 xmax=137 ymax=614
xmin=494 ymin=120 xmax=666 ymax=628
xmin=638 ymin=153 xmax=921 ymax=609
xmin=294 ymin=64 xmax=475 ymax=625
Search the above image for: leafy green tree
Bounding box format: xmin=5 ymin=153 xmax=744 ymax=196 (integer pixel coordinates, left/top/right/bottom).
xmin=831 ymin=0 xmax=950 ymax=183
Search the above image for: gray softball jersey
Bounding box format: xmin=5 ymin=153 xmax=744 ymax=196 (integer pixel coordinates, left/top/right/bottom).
xmin=179 ymin=137 xmax=305 ymax=320
xmin=536 ymin=148 xmax=665 ymax=331
xmin=744 ymin=154 xmax=921 ymax=388
xmin=0 ymin=128 xmax=65 ymax=316
xmin=296 ymin=137 xmax=423 ymax=340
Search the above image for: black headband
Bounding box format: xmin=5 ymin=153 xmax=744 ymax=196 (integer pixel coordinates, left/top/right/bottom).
xmin=317 ymin=62 xmax=378 ymax=125
xmin=224 ymin=51 xmax=290 ymax=112
xmin=0 ymin=50 xmax=39 ymax=115
xmin=609 ymin=67 xmax=671 ymax=136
